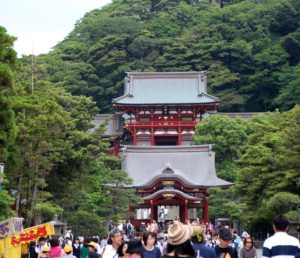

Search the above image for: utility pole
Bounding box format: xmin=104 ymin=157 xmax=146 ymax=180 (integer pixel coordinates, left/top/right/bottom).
xmin=31 ymin=45 xmax=35 ymax=92
xmin=0 ymin=163 xmax=4 ymax=190
xmin=31 ymin=53 xmax=34 ymax=92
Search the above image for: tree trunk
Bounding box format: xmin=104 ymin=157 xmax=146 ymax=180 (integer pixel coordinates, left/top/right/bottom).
xmin=29 ymin=165 xmax=39 ymax=226
xmin=30 ymin=180 xmax=38 ymax=226
xmin=15 ymin=171 xmax=23 ymax=216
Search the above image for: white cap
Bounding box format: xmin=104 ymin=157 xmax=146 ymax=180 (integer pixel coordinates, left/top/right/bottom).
xmin=241 ymin=231 xmax=249 ymax=238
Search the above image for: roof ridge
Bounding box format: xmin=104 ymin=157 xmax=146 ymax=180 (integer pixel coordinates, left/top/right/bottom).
xmin=112 ymin=93 xmax=132 ymax=103
xmin=200 ymin=92 xmax=220 ymax=101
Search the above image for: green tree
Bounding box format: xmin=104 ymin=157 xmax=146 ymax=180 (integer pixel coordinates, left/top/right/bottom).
xmin=0 ymin=26 xmax=17 ymax=220
xmin=274 ymin=64 xmax=300 ymax=111
xmin=236 ymin=106 xmax=300 ymax=212
xmin=9 ymin=80 xmax=73 ymax=226
xmin=0 ymin=189 xmax=15 ymax=221
xmin=194 ymin=115 xmax=250 ymax=162
xmin=266 ymin=192 xmax=300 ymax=220
xmin=193 ymin=114 xmax=250 ymax=222
xmin=0 ymin=26 xmax=17 ymax=162
xmin=5 ymin=56 xmax=140 ymax=229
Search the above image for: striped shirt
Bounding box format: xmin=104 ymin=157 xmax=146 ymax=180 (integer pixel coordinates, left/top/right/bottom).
xmin=262 ymin=232 xmax=300 ymax=258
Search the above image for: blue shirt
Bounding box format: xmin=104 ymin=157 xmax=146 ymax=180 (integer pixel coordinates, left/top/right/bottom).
xmin=193 ymin=243 xmax=217 ymax=258
xmin=142 ymin=246 xmax=161 ymax=258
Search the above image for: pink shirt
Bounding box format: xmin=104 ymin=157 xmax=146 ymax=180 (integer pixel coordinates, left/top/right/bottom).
xmin=50 ymin=246 xmax=62 ymax=258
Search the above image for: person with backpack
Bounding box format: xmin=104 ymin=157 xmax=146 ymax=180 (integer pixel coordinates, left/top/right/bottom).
xmin=126 ymin=221 xmax=133 ymax=239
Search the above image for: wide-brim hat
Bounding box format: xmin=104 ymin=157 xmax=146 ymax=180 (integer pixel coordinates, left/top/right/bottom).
xmin=126 ymin=239 xmax=143 ymax=254
xmin=168 ymin=221 xmax=193 ymax=245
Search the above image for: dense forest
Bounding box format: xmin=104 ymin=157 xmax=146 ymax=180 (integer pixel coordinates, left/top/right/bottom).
xmin=37 ymin=0 xmax=300 ymax=112
xmin=0 ymin=0 xmax=299 ymax=235
xmin=193 ymin=108 xmax=300 ymax=235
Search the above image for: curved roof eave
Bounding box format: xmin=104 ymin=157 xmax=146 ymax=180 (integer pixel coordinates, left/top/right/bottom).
xmin=136 ymin=173 xmax=202 ymax=188
xmin=143 ymin=189 xmax=202 ymax=201
xmin=134 ymin=172 xmax=233 ymax=189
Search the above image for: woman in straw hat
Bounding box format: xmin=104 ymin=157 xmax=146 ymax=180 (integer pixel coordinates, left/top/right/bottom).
xmin=163 ymin=221 xmax=195 ymax=258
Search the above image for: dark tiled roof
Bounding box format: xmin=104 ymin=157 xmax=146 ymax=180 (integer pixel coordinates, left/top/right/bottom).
xmin=113 ymin=72 xmax=219 ymax=105
xmin=120 ymin=145 xmax=232 ymax=188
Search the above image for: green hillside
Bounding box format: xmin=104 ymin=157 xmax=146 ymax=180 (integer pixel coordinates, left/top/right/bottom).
xmin=36 ymin=0 xmax=300 ymax=112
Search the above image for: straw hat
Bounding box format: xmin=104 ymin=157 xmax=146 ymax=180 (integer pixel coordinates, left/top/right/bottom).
xmin=168 ymin=221 xmax=193 ymax=245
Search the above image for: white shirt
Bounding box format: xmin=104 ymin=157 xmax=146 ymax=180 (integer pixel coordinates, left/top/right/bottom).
xmin=102 ymin=244 xmax=118 ymax=258
xmin=262 ymin=232 xmax=299 ymax=258
xmin=95 ymin=243 xmax=102 ymax=255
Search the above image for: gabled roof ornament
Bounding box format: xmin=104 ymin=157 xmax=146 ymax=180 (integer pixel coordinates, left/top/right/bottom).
xmin=162 ymin=163 xmax=174 ymax=174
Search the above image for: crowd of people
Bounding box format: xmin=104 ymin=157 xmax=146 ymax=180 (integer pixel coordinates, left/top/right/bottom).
xmin=28 ymin=214 xmax=300 ymax=258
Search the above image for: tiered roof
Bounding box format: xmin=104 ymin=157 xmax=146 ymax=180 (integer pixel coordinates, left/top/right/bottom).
xmin=113 ymin=72 xmax=219 ymax=105
xmin=120 ymin=145 xmax=232 ymax=188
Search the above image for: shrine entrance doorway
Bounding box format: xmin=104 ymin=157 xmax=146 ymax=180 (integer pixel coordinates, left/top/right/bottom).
xmin=155 ymin=136 xmax=178 ymax=145
xmin=157 ymin=205 xmax=180 ymax=223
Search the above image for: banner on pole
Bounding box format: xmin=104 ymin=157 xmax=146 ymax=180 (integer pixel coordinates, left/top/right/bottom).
xmin=0 ymin=217 xmax=23 ymax=238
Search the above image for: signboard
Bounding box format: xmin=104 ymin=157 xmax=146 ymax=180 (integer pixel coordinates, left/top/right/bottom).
xmin=0 ymin=218 xmax=23 ymax=238
xmin=10 ymin=223 xmax=55 ymax=246
xmin=0 ymin=223 xmax=55 ymax=258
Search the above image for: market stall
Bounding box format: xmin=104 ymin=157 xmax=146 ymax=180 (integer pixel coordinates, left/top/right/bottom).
xmin=0 ymin=218 xmax=55 ymax=258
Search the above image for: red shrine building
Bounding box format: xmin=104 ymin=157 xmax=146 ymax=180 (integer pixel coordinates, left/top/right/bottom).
xmin=108 ymin=71 xmax=232 ymax=225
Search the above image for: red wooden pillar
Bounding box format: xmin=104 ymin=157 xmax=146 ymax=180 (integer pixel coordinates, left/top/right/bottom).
xmin=178 ymin=128 xmax=182 ymax=145
xmin=184 ymin=200 xmax=188 ymax=222
xmin=133 ymin=127 xmax=137 ymax=145
xmin=113 ymin=138 xmax=119 ymax=156
xmin=203 ymin=195 xmax=209 ymax=223
xmin=151 ymin=128 xmax=154 ymax=145
xmin=150 ymin=200 xmax=154 ymax=221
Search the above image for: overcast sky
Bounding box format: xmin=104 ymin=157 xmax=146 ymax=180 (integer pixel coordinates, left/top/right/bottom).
xmin=0 ymin=0 xmax=112 ymax=56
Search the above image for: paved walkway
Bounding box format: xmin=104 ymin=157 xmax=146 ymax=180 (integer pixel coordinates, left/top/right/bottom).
xmin=257 ymin=248 xmax=262 ymax=258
